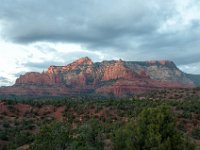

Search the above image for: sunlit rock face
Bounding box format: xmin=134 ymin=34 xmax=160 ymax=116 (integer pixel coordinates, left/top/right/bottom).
xmin=0 ymin=57 xmax=198 ymax=97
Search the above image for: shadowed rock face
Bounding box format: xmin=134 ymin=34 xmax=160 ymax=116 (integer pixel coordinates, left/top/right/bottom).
xmin=0 ymin=57 xmax=198 ymax=97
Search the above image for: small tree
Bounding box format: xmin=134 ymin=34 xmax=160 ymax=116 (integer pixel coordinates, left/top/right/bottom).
xmin=113 ymin=106 xmax=194 ymax=150
xmin=71 ymin=119 xmax=103 ymax=150
xmin=30 ymin=122 xmax=70 ymax=150
xmin=192 ymin=128 xmax=200 ymax=140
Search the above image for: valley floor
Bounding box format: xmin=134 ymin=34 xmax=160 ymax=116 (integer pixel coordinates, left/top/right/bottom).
xmin=0 ymin=88 xmax=200 ymax=150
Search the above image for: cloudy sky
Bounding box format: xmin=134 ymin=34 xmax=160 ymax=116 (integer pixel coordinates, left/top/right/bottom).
xmin=0 ymin=0 xmax=200 ymax=86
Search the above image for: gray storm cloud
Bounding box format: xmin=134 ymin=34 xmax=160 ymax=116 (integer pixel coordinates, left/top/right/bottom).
xmin=0 ymin=0 xmax=200 ymax=68
xmin=0 ymin=76 xmax=12 ymax=85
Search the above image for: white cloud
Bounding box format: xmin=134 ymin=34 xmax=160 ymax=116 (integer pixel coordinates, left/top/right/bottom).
xmin=158 ymin=0 xmax=200 ymax=33
xmin=0 ymin=0 xmax=200 ymax=86
xmin=0 ymin=39 xmax=28 ymax=85
xmin=0 ymin=39 xmax=106 ymax=86
xmin=179 ymin=62 xmax=200 ymax=74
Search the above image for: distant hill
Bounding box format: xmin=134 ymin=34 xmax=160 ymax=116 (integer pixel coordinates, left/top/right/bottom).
xmin=186 ymin=74 xmax=200 ymax=86
xmin=0 ymin=57 xmax=199 ymax=97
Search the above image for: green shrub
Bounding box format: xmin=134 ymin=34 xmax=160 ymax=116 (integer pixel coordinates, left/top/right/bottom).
xmin=177 ymin=121 xmax=186 ymax=132
xmin=192 ymin=128 xmax=200 ymax=140
xmin=9 ymin=131 xmax=33 ymax=149
xmin=30 ymin=122 xmax=70 ymax=150
xmin=182 ymin=111 xmax=192 ymax=119
xmin=113 ymin=106 xmax=194 ymax=150
xmin=0 ymin=131 xmax=8 ymax=141
xmin=75 ymin=119 xmax=103 ymax=149
xmin=3 ymin=122 xmax=10 ymax=128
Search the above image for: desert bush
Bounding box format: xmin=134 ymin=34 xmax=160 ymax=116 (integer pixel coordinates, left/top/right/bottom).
xmin=74 ymin=119 xmax=103 ymax=150
xmin=30 ymin=122 xmax=70 ymax=150
xmin=9 ymin=131 xmax=33 ymax=149
xmin=113 ymin=106 xmax=194 ymax=150
xmin=177 ymin=121 xmax=186 ymax=132
xmin=0 ymin=130 xmax=9 ymax=141
xmin=192 ymin=128 xmax=200 ymax=140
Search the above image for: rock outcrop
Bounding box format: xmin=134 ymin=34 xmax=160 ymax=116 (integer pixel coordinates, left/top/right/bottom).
xmin=0 ymin=57 xmax=198 ymax=97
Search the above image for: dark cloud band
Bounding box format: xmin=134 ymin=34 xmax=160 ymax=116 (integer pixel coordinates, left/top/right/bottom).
xmin=0 ymin=0 xmax=200 ymax=70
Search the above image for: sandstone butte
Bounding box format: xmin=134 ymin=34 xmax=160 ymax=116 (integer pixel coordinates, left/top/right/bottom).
xmin=0 ymin=57 xmax=199 ymax=97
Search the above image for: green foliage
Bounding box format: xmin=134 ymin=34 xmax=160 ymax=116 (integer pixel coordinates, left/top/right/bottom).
xmin=30 ymin=119 xmax=103 ymax=150
xmin=182 ymin=111 xmax=192 ymax=119
xmin=9 ymin=131 xmax=33 ymax=149
xmin=30 ymin=122 xmax=70 ymax=150
xmin=175 ymin=99 xmax=200 ymax=115
xmin=113 ymin=121 xmax=139 ymax=150
xmin=73 ymin=119 xmax=103 ymax=150
xmin=195 ymin=146 xmax=200 ymax=150
xmin=2 ymin=121 xmax=10 ymax=128
xmin=1 ymin=98 xmax=199 ymax=149
xmin=192 ymin=128 xmax=200 ymax=140
xmin=177 ymin=121 xmax=186 ymax=132
xmin=0 ymin=130 xmax=8 ymax=141
xmin=113 ymin=106 xmax=194 ymax=150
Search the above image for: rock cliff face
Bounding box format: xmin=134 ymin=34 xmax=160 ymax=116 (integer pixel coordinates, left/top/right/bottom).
xmin=0 ymin=57 xmax=198 ymax=97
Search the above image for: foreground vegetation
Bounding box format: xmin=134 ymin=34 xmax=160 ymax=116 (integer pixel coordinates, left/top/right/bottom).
xmin=1 ymin=93 xmax=200 ymax=149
